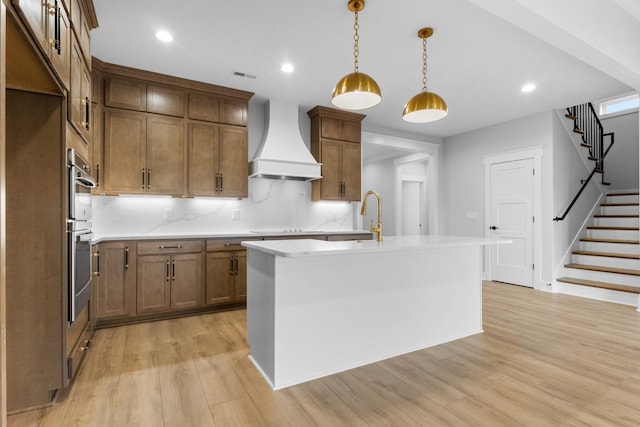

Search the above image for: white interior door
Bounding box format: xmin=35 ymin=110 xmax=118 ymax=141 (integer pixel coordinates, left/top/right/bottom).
xmin=489 ymin=158 xmax=534 ymax=287
xmin=401 ymin=180 xmax=422 ymax=235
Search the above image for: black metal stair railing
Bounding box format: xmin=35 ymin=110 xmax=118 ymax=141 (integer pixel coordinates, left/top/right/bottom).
xmin=554 ymin=102 xmax=615 ymax=221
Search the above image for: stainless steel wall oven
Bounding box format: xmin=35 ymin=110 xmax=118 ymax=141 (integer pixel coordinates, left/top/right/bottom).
xmin=68 ymin=149 xmax=95 ymax=323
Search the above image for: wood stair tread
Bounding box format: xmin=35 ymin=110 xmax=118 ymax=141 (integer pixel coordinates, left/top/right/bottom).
xmin=564 ymin=263 xmax=640 ymax=276
xmin=580 ymin=237 xmax=639 ymax=244
xmin=586 ymin=226 xmax=639 ymax=231
xmin=565 ymin=114 xmax=577 ymax=120
xmin=573 ymin=129 xmax=584 ymax=135
xmin=572 ymin=250 xmax=640 ymax=260
xmin=608 ymin=192 xmax=639 ymax=197
xmin=600 ymin=202 xmax=639 ymax=207
xmin=593 ymin=214 xmax=639 ymax=218
xmin=557 ymin=277 xmax=640 ymax=294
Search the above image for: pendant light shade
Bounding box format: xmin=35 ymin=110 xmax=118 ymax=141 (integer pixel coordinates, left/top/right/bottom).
xmin=331 ymin=0 xmax=381 ymax=110
xmin=402 ymin=27 xmax=448 ymax=123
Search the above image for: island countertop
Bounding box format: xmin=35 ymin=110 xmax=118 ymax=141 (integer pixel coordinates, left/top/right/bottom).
xmin=242 ymin=234 xmax=508 ymax=257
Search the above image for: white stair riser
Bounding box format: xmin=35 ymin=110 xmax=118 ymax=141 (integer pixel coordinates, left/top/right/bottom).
xmin=601 ymin=205 xmax=640 ymax=215
xmin=587 ymin=229 xmax=639 ymax=240
xmin=580 ymin=241 xmax=640 ymax=254
xmin=572 ymin=254 xmax=640 ymax=270
xmin=607 ymin=195 xmax=639 ymax=204
xmin=556 ymin=282 xmax=640 ymax=308
xmin=593 ymin=217 xmax=639 ymax=227
xmin=564 ymin=268 xmax=640 ymax=286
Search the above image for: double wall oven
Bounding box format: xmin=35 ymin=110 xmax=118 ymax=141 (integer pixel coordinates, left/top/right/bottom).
xmin=68 ymin=149 xmax=95 ymax=323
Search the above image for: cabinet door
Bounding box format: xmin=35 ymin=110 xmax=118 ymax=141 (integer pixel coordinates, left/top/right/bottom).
xmin=103 ymin=109 xmax=146 ymax=194
xmin=104 ymin=76 xmax=146 ymax=111
xmin=96 ymin=242 xmax=135 ymax=319
xmin=341 ymin=120 xmax=361 ymax=143
xmin=70 ymin=35 xmax=90 ymax=138
xmin=320 ymin=117 xmax=341 ymax=140
xmin=234 ymin=251 xmax=247 ymax=302
xmin=342 ymin=141 xmax=361 ymax=201
xmin=218 ymin=126 xmax=247 ymax=198
xmin=146 ymin=116 xmax=185 ymax=195
xmin=220 ymin=98 xmax=247 ymax=126
xmin=205 ymin=252 xmax=234 ymax=305
xmin=136 ymin=255 xmax=171 ymax=314
xmin=188 ymin=123 xmax=217 ymax=196
xmin=147 ymin=85 xmax=185 ymax=117
xmin=171 ymin=253 xmax=203 ymax=310
xmin=318 ymin=140 xmax=343 ymax=200
xmin=91 ymin=103 xmax=103 ymax=191
xmin=188 ymin=93 xmax=219 ymax=122
xmin=12 ymin=0 xmax=48 ymax=52
xmin=47 ymin=0 xmax=70 ymax=89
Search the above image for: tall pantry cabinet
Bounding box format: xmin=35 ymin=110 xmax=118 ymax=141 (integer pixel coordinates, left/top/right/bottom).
xmin=4 ymin=0 xmax=98 ymax=413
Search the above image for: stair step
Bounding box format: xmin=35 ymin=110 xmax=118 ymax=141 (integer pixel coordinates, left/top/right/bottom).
xmin=602 ymin=182 xmax=612 ymax=186
xmin=587 ymin=226 xmax=639 ymax=231
xmin=580 ymin=143 xmax=591 ymax=148
xmin=580 ymin=237 xmax=639 ymax=244
xmin=564 ymin=263 xmax=640 ymax=277
xmin=608 ymin=192 xmax=640 ymax=197
xmin=557 ymin=277 xmax=640 ymax=294
xmin=573 ymin=129 xmax=584 ymax=135
xmin=601 ymin=202 xmax=639 ymax=207
xmin=565 ymin=114 xmax=577 ymax=120
xmin=572 ymin=250 xmax=640 ymax=260
xmin=593 ymin=214 xmax=639 ymax=218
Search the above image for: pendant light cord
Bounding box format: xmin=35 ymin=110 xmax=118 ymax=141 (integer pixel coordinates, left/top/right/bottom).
xmin=353 ymin=11 xmax=360 ymax=72
xmin=422 ymin=37 xmax=428 ymax=93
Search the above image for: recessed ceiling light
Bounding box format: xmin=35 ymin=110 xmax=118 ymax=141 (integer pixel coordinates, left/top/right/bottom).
xmin=281 ymin=63 xmax=295 ymax=73
xmin=521 ymin=83 xmax=536 ymax=93
xmin=155 ymin=30 xmax=173 ymax=43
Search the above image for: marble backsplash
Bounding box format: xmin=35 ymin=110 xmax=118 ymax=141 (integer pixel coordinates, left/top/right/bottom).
xmin=92 ymin=178 xmax=358 ymax=236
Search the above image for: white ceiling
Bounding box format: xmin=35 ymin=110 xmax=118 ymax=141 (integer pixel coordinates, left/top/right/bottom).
xmin=91 ymin=0 xmax=635 ymax=141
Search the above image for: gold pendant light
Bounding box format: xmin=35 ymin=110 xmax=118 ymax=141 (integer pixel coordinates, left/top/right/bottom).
xmin=331 ymin=0 xmax=382 ymax=110
xmin=403 ymin=28 xmax=448 ymax=123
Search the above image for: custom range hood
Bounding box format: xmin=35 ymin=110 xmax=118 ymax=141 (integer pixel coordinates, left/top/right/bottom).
xmin=249 ymin=100 xmax=322 ymax=181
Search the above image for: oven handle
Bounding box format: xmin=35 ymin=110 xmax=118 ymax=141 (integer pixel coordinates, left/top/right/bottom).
xmin=75 ymin=176 xmax=96 ymax=188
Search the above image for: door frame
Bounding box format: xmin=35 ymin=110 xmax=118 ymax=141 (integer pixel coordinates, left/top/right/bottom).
xmin=484 ymin=147 xmax=543 ymax=288
xmin=395 ymin=153 xmax=436 ymax=235
xmin=400 ymin=174 xmax=427 ymax=235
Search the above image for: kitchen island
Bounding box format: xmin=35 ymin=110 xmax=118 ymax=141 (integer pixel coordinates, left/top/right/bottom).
xmin=243 ymin=235 xmax=506 ymax=390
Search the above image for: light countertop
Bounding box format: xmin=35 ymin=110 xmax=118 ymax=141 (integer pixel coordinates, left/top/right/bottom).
xmin=92 ymin=230 xmax=373 ymax=243
xmin=242 ymin=235 xmax=510 ymax=257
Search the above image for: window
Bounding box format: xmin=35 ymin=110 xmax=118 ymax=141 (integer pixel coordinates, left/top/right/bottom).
xmin=599 ymin=93 xmax=639 ymax=116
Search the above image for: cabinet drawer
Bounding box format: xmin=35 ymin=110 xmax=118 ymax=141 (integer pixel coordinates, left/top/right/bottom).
xmin=137 ymin=240 xmax=202 ymax=255
xmin=207 ymin=237 xmax=261 ymax=252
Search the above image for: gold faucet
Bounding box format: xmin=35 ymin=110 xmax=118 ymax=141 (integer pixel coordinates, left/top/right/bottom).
xmin=360 ymin=190 xmax=383 ymax=242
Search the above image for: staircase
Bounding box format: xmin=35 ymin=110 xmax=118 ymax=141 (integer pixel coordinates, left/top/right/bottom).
xmin=557 ymin=191 xmax=640 ymax=310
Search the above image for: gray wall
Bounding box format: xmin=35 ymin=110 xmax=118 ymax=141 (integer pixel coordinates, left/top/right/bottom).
xmin=362 ymin=159 xmax=396 ymax=236
xmin=601 ymin=112 xmax=639 ymax=190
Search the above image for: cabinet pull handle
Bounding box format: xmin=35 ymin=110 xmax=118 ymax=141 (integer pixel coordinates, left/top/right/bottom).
xmin=158 ymin=245 xmax=183 ymax=249
xmin=147 ymin=169 xmax=151 ymax=189
xmin=54 ymin=1 xmax=61 ymax=54
xmin=85 ymin=97 xmax=90 ymax=131
xmin=142 ymin=168 xmax=145 ymax=188
xmin=220 ymin=173 xmax=223 ymax=192
xmin=95 ymin=164 xmax=100 ymax=186
xmin=93 ymin=250 xmax=100 ymax=276
xmin=235 ymin=256 xmax=239 ymax=275
xmin=166 ymin=260 xmax=170 ymax=281
xmin=230 ymin=256 xmax=234 ymax=275
xmin=124 ymin=247 xmax=129 ymax=269
xmin=172 ymin=259 xmax=176 ymax=280
xmin=215 ymin=173 xmax=219 ymax=192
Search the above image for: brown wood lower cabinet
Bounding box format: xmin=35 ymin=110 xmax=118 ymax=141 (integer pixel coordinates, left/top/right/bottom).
xmin=95 ymin=241 xmax=135 ymax=320
xmin=137 ymin=252 xmax=203 ymax=314
xmin=205 ymin=251 xmax=246 ymax=305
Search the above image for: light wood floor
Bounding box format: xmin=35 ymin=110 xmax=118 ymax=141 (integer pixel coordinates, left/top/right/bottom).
xmin=9 ymin=282 xmax=640 ymax=426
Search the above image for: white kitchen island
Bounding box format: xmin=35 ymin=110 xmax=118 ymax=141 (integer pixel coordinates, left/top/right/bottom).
xmin=242 ymin=235 xmax=503 ymax=390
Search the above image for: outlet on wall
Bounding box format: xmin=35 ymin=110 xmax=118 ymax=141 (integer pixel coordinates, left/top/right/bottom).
xmin=164 ymin=208 xmax=173 ymax=221
xmin=231 ymin=208 xmax=240 ymax=221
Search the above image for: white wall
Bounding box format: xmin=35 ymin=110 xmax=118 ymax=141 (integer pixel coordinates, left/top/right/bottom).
xmin=601 ymin=111 xmax=639 ymax=190
xmin=362 ymin=159 xmax=396 ymax=236
xmin=442 ymin=112 xmax=554 ymax=286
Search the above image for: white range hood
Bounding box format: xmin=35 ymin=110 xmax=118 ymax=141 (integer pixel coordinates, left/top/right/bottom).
xmin=249 ymin=100 xmax=322 ymax=181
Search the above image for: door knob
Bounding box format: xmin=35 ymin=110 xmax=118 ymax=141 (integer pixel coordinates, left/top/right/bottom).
xmin=490 ymin=226 xmax=499 ymax=230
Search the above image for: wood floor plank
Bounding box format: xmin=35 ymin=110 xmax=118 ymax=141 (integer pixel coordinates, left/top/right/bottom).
xmin=8 ymin=281 xmax=640 ymax=426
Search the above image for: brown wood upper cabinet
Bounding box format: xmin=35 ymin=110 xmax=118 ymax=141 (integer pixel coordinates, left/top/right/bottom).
xmin=147 ymin=84 xmax=185 ymax=117
xmin=308 ymin=106 xmax=365 ymax=202
xmin=105 ymin=76 xmax=147 ymax=111
xmin=69 ymin=32 xmax=91 ymax=140
xmin=69 ymin=0 xmax=90 ymax=65
xmin=12 ymin=0 xmax=71 ymax=88
xmin=188 ymin=93 xmax=247 ymax=126
xmin=188 ymin=123 xmax=248 ymax=198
